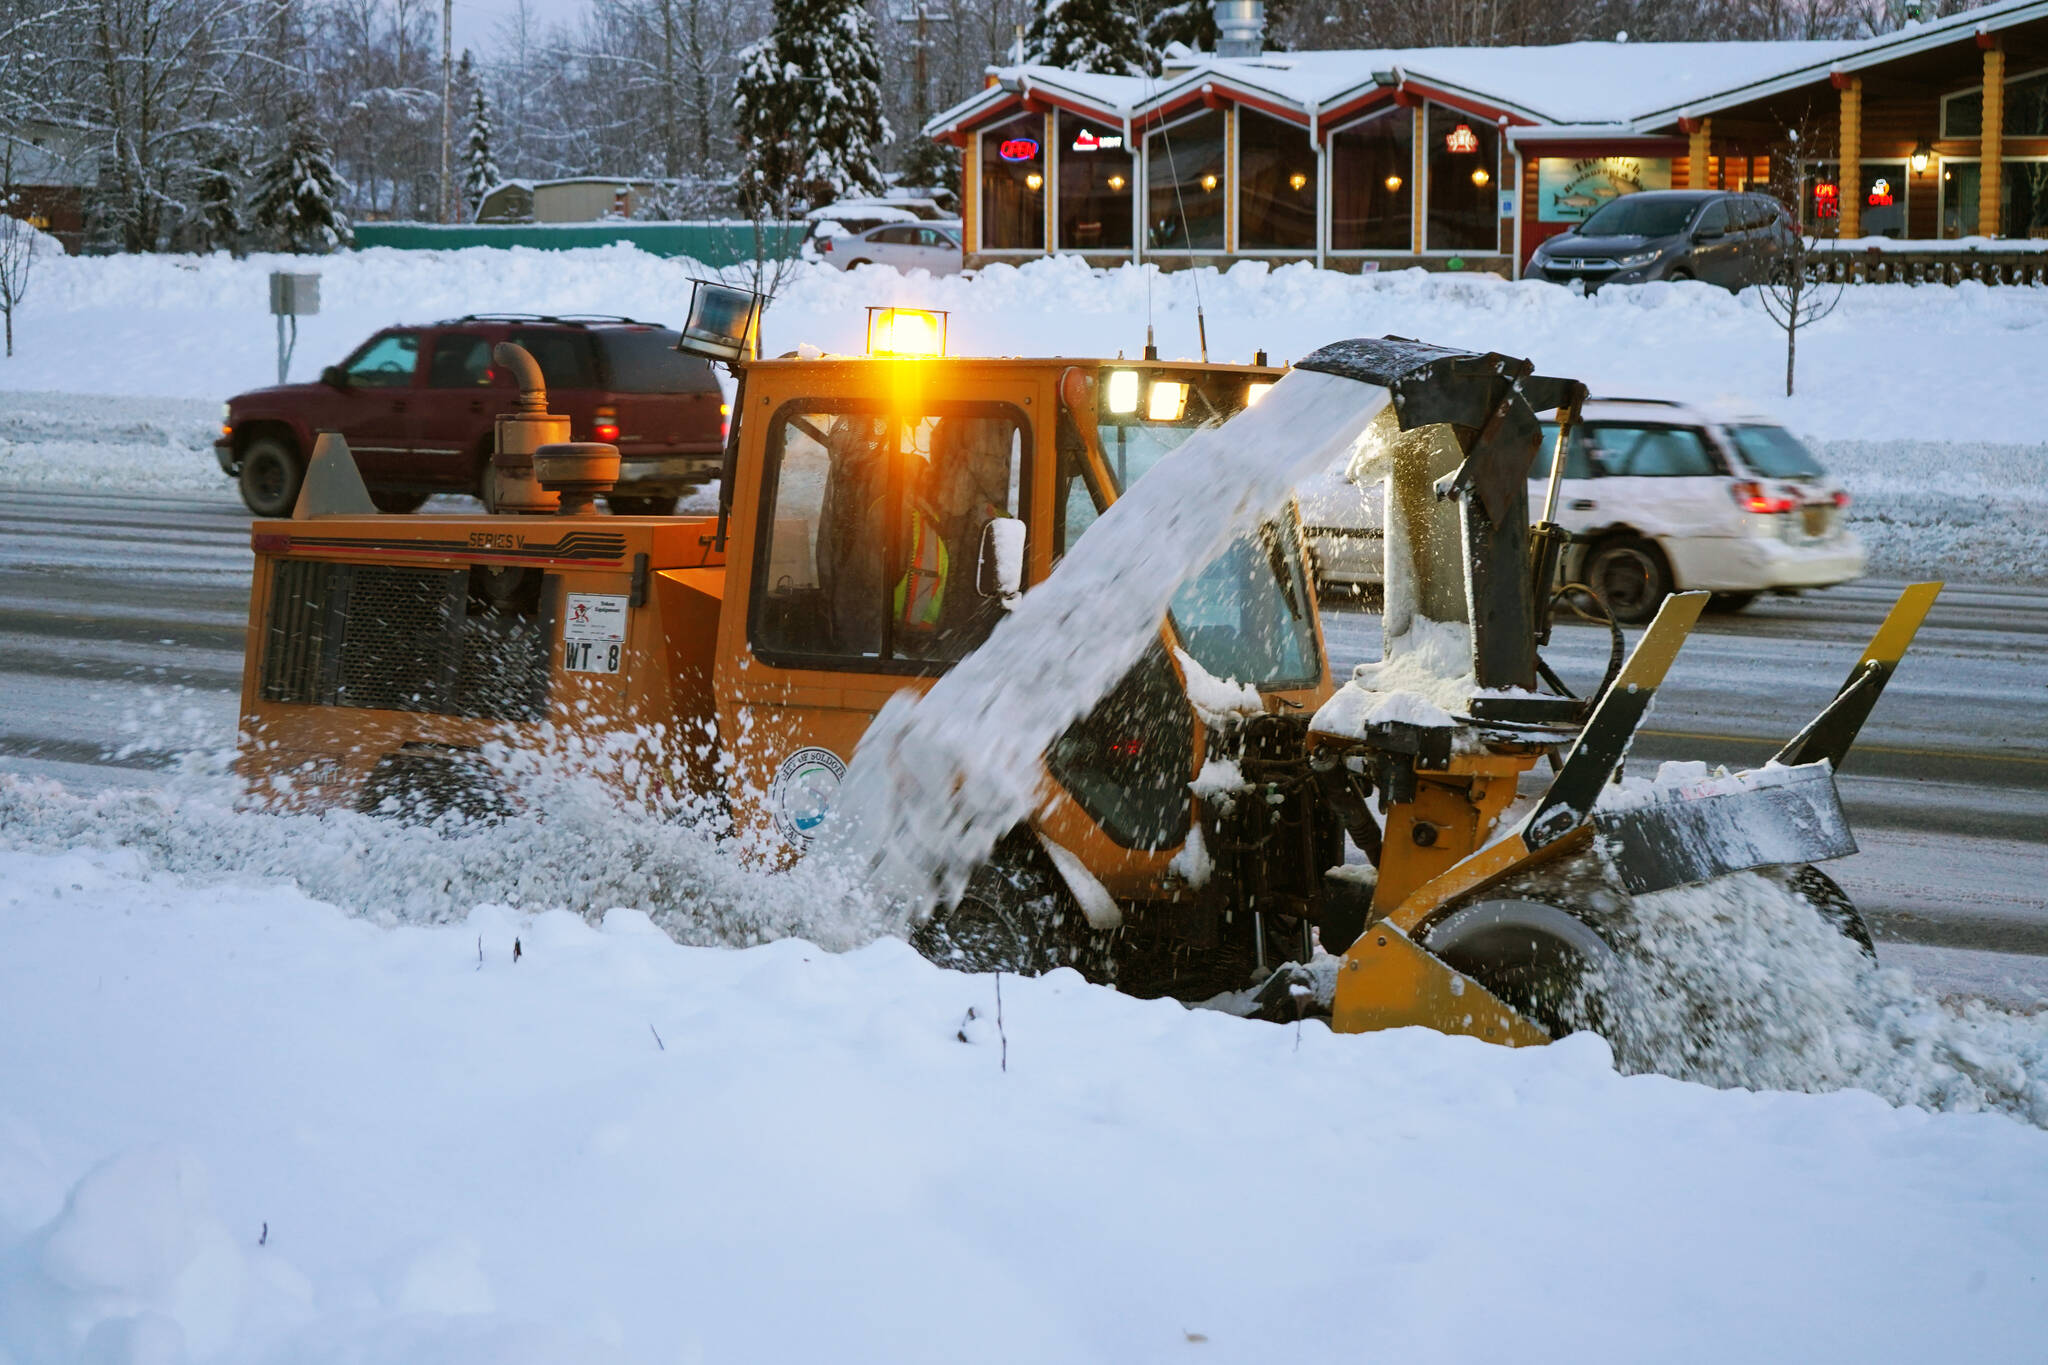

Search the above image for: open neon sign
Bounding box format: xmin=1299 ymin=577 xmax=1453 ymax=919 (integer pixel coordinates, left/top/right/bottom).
xmin=1868 ymin=177 xmax=1894 ymax=206
xmin=998 ymin=138 xmax=1040 ymax=161
xmin=1814 ymin=181 xmax=1840 ymax=218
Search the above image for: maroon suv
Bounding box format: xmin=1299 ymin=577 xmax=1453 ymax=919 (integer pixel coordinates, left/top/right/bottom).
xmin=217 ymin=314 xmax=727 ymax=516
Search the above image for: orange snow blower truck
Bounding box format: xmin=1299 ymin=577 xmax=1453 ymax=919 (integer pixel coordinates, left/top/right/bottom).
xmin=238 ymin=286 xmax=1938 ymax=1040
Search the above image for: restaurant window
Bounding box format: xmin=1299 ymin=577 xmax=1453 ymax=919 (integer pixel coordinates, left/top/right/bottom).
xmin=1942 ymin=159 xmax=2048 ymax=238
xmin=1145 ymin=109 xmax=1225 ymax=251
xmin=1425 ymin=104 xmax=1499 ymax=252
xmin=1328 ymin=107 xmax=1413 ymax=250
xmin=1942 ymin=66 xmax=2048 ymax=139
xmin=980 ymin=113 xmax=1045 ymax=251
xmin=1058 ymin=111 xmax=1133 ymax=251
xmin=751 ymin=404 xmax=1028 ymax=671
xmin=1802 ymin=160 xmax=1907 ymax=237
xmin=1237 ymin=109 xmax=1317 ymax=251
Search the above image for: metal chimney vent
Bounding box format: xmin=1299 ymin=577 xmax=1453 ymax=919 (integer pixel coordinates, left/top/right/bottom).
xmin=1214 ymin=0 xmax=1264 ymax=57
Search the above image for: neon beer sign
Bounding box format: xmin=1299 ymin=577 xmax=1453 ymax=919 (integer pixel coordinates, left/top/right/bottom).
xmin=1867 ymin=177 xmax=1893 ymax=206
xmin=1445 ymin=123 xmax=1480 ymax=153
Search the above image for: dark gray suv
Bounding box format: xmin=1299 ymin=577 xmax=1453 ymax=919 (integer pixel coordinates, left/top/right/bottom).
xmin=1529 ymin=190 xmax=1795 ymax=292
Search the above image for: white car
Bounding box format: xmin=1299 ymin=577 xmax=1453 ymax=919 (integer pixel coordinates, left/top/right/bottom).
xmin=1300 ymin=398 xmax=1865 ymax=622
xmin=817 ymin=219 xmax=964 ymax=275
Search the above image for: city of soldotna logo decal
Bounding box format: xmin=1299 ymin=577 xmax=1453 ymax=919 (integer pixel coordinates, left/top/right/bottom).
xmin=770 ymin=747 xmax=846 ymax=848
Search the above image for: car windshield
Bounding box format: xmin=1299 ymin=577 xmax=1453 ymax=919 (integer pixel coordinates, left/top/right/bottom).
xmin=596 ymin=328 xmax=718 ymax=394
xmin=1727 ymin=425 xmax=1825 ymax=478
xmin=1067 ymin=419 xmax=1321 ymax=688
xmin=1577 ymin=197 xmax=1701 ymax=238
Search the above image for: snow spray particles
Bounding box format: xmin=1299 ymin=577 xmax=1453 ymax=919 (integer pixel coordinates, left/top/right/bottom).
xmin=1580 ymin=871 xmax=2048 ymax=1128
xmin=815 ymin=369 xmax=1392 ymax=915
xmin=0 ymin=720 xmax=890 ymax=952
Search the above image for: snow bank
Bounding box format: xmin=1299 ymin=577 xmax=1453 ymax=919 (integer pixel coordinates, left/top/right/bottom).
xmin=3 ymin=246 xmax=2046 ymax=446
xmin=2 ymin=844 xmax=2046 ymax=1365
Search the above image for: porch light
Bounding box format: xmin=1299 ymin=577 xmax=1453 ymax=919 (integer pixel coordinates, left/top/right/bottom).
xmin=1289 ymin=172 xmax=1308 ymax=191
xmin=1108 ymin=174 xmax=1126 ymax=191
xmin=1148 ymin=381 xmax=1188 ymax=422
xmin=1910 ymin=141 xmax=1932 ymax=174
xmin=1384 ymin=173 xmax=1403 ymax=192
xmin=1025 ymin=172 xmax=1043 ymax=191
xmin=1105 ymin=369 xmax=1140 ymax=414
xmin=865 ymin=307 xmax=947 ymax=358
xmin=1471 ymin=167 xmax=1491 ymax=186
xmin=1201 ymin=173 xmax=1219 ymax=192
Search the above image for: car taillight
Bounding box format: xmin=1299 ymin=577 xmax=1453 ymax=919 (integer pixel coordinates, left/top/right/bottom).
xmin=1833 ymin=490 xmax=1850 ymax=508
xmin=1732 ymin=480 xmax=1795 ymax=514
xmin=594 ymin=406 xmax=619 ymax=443
xmin=819 ymin=237 xmax=833 ymax=252
xmin=720 ymin=402 xmax=731 ymax=442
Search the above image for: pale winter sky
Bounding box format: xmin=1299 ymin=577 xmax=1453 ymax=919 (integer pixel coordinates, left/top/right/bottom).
xmin=446 ymin=0 xmax=594 ymax=59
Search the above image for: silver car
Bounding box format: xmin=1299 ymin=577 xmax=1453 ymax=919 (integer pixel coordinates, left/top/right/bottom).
xmin=821 ymin=220 xmax=964 ymax=275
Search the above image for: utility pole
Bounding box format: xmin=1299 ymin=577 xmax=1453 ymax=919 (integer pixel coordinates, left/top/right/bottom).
xmin=440 ymin=0 xmax=453 ymax=222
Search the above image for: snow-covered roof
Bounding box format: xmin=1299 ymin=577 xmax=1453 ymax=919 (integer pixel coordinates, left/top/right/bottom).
xmin=925 ymin=0 xmax=2048 ymax=139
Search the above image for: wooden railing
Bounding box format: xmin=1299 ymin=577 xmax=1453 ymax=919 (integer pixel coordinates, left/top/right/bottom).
xmin=1808 ymin=247 xmax=2048 ymax=286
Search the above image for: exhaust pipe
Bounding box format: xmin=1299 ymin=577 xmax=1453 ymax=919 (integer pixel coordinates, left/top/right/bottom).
xmin=489 ymin=342 xmax=569 ymax=514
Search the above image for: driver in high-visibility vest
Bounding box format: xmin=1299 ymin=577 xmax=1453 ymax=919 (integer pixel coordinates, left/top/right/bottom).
xmin=893 ymin=493 xmax=949 ymax=634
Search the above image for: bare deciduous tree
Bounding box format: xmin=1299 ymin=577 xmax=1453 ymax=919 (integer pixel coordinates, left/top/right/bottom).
xmin=1756 ymin=120 xmax=1847 ymax=396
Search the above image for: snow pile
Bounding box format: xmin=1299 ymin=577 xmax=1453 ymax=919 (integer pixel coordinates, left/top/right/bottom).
xmin=0 ymin=392 xmax=224 ymax=494
xmin=3 ymin=845 xmax=2047 ymax=1364
xmin=816 ymin=369 xmax=1389 ymax=917
xmin=1589 ymin=870 xmax=2048 ymax=1128
xmin=1812 ymin=438 xmax=2048 ymax=584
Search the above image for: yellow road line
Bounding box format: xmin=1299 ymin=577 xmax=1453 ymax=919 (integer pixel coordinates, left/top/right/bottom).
xmin=1639 ymin=728 xmax=2048 ymax=769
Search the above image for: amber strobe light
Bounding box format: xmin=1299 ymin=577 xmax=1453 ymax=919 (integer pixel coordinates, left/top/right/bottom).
xmin=865 ymin=307 xmax=948 ymax=358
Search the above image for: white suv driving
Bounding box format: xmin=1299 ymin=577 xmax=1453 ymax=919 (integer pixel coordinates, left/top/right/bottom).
xmin=1301 ymin=398 xmax=1865 ymax=622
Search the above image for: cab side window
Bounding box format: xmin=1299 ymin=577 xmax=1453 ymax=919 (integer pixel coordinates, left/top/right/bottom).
xmin=1584 ymin=424 xmax=1721 ymax=477
xmin=752 ymin=406 xmax=1027 ymax=671
xmin=427 ymin=333 xmax=494 ymax=388
xmin=343 ymin=332 xmax=420 ymax=387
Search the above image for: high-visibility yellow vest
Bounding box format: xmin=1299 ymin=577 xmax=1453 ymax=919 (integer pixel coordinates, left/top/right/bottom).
xmin=894 ymin=504 xmax=947 ymax=631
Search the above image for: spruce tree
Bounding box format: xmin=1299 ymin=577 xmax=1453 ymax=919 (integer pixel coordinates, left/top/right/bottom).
xmin=463 ymin=85 xmax=501 ymax=219
xmin=192 ymin=143 xmax=246 ymax=255
xmin=251 ymin=117 xmax=352 ymax=252
xmin=733 ymin=0 xmax=890 ymax=213
xmin=1024 ymin=0 xmax=1147 ymax=75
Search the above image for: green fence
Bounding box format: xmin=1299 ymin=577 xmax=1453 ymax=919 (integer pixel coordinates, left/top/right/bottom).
xmin=351 ymin=220 xmax=807 ymax=265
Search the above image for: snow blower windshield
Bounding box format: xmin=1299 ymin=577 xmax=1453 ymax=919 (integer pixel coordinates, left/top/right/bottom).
xmin=1063 ymin=417 xmax=1320 ymax=688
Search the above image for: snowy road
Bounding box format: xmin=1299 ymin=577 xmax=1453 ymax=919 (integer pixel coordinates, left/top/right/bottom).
xmin=0 ymin=488 xmax=2042 ymax=1003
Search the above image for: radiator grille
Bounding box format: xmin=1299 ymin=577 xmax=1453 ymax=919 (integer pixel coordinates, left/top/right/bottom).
xmin=260 ymin=560 xmax=552 ymax=721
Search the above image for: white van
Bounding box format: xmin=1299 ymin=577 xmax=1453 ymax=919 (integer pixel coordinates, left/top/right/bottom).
xmin=1300 ymin=398 xmax=1866 ymax=622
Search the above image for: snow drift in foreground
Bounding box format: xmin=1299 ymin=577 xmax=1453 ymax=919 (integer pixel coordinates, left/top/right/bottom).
xmin=1 ymin=844 xmax=2046 ymax=1365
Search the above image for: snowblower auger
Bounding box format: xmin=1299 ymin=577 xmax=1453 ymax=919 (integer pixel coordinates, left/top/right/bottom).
xmin=1280 ymin=338 xmax=1941 ymax=1044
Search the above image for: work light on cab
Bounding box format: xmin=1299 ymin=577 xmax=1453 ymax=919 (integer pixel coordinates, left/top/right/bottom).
xmin=865 ymin=307 xmax=947 ymax=358
xmin=1147 ymin=380 xmax=1188 ymax=422
xmin=1105 ymin=369 xmax=1140 ymax=414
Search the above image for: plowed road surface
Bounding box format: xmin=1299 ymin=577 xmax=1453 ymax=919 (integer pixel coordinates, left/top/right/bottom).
xmin=3 ymin=488 xmax=2044 ymax=1006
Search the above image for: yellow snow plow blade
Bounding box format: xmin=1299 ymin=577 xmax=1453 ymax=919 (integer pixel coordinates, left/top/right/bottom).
xmin=1331 ymin=922 xmax=1551 ymax=1046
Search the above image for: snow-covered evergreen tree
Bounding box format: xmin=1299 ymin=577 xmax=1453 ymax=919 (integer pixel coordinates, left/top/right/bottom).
xmin=463 ymin=85 xmax=500 ymax=220
xmin=1024 ymin=0 xmax=1147 ymax=75
xmin=732 ymin=0 xmax=890 ymax=212
xmin=191 ymin=143 xmax=245 ymax=255
xmin=251 ymin=118 xmax=352 ymax=253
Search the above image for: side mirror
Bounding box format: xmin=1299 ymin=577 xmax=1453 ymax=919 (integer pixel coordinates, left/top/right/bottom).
xmin=975 ymin=516 xmax=1025 ymax=603
xmin=1695 ymin=224 xmax=1725 ymax=242
xmin=320 ymin=365 xmax=348 ymax=389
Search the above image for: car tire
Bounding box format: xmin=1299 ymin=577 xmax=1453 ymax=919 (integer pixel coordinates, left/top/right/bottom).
xmin=369 ymin=490 xmax=430 ymax=514
xmin=1586 ymin=533 xmax=1673 ymax=625
xmin=1707 ymin=591 xmax=1758 ymax=613
xmin=605 ymin=494 xmax=678 ymax=517
xmin=1665 ymin=266 xmax=1694 ymax=282
xmin=845 ymin=258 xmax=871 ymax=270
xmin=237 ymin=436 xmax=303 ymax=517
